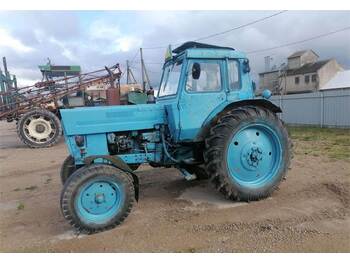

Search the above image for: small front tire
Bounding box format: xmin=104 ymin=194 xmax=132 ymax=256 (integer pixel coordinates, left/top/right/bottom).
xmin=60 ymin=155 xmax=77 ymax=185
xmin=60 ymin=164 xmax=135 ymax=234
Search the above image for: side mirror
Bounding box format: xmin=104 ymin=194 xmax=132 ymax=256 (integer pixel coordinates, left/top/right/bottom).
xmin=243 ymin=59 xmax=250 ymax=73
xmin=192 ymin=63 xmax=201 ymax=80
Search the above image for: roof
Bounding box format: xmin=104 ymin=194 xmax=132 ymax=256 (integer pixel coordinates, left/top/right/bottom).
xmin=38 ymin=64 xmax=81 ymax=77
xmin=172 ymin=41 xmax=235 ymax=54
xmin=320 ymin=70 xmax=350 ymax=90
xmin=259 ymin=70 xmax=279 ymax=76
xmin=286 ymin=59 xmax=331 ymax=76
xmin=288 ymin=50 xmax=319 ymax=59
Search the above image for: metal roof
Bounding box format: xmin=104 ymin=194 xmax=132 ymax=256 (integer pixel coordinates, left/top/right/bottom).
xmin=286 ymin=59 xmax=331 ymax=76
xmin=320 ymin=70 xmax=350 ymax=90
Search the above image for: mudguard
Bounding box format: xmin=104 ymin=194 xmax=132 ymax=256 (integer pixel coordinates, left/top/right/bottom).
xmin=196 ymin=99 xmax=282 ymax=141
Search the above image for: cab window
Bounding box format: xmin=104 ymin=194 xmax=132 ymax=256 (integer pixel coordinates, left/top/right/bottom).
xmin=186 ymin=61 xmax=221 ymax=92
xmin=228 ymin=60 xmax=240 ymax=90
xmin=158 ymin=61 xmax=182 ymax=97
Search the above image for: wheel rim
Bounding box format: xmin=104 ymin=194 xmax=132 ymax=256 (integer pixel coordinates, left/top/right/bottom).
xmin=226 ymin=123 xmax=283 ymax=188
xmin=75 ymin=178 xmax=124 ymax=224
xmin=23 ymin=115 xmax=57 ymax=143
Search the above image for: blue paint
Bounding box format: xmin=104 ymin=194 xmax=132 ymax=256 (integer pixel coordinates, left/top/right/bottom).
xmin=60 ymin=104 xmax=166 ymax=136
xmin=75 ymin=177 xmax=124 ymax=224
xmin=226 ymin=123 xmax=282 ymax=188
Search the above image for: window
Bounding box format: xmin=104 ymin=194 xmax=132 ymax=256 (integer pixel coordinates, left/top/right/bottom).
xmin=312 ymin=74 xmax=317 ymax=82
xmin=186 ymin=61 xmax=221 ymax=92
xmin=158 ymin=61 xmax=182 ymax=97
xmin=305 ymin=75 xmax=310 ymax=84
xmin=228 ymin=60 xmax=240 ymax=90
xmin=295 ymin=77 xmax=300 ymax=85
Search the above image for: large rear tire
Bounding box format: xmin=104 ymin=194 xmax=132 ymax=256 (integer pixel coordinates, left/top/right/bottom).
xmin=17 ymin=109 xmax=62 ymax=148
xmin=60 ymin=164 xmax=135 ymax=234
xmin=204 ymin=106 xmax=291 ymax=201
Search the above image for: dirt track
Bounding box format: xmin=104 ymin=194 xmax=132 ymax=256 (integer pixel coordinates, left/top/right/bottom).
xmin=0 ymin=121 xmax=349 ymax=252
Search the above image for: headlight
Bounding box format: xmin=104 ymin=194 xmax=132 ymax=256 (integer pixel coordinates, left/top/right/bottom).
xmin=74 ymin=135 xmax=85 ymax=147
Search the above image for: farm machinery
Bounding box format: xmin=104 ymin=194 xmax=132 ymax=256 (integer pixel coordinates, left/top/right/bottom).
xmin=59 ymin=42 xmax=291 ymax=233
xmin=0 ymin=58 xmax=147 ymax=148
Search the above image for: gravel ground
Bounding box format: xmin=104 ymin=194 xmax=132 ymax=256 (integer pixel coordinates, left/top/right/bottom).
xmin=0 ymin=121 xmax=349 ymax=252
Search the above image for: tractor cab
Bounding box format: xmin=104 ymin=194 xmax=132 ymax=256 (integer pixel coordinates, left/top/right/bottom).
xmin=156 ymin=42 xmax=255 ymax=141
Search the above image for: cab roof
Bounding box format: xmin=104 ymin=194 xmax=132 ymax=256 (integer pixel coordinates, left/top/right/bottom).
xmin=173 ymin=41 xmax=235 ymax=54
xmin=171 ymin=42 xmax=245 ymax=61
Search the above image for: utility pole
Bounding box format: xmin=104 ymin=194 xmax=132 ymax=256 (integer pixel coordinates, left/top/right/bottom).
xmin=126 ymin=60 xmax=130 ymax=84
xmin=140 ymin=48 xmax=151 ymax=92
xmin=140 ymin=48 xmax=146 ymax=92
xmin=126 ymin=60 xmax=137 ymax=85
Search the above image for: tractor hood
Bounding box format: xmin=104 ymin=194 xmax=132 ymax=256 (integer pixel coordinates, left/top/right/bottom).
xmin=60 ymin=104 xmax=166 ymax=136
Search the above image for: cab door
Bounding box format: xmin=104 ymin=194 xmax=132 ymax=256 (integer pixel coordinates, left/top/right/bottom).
xmin=178 ymin=59 xmax=227 ymax=141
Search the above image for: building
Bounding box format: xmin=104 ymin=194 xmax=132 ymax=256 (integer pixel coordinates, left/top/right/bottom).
xmin=259 ymin=50 xmax=344 ymax=94
xmin=320 ymin=70 xmax=350 ymax=91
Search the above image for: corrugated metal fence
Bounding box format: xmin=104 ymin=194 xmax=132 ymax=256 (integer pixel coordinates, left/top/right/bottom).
xmin=270 ymin=88 xmax=350 ymax=128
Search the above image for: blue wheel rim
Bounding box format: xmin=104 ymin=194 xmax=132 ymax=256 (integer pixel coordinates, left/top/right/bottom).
xmin=226 ymin=123 xmax=283 ymax=188
xmin=75 ymin=178 xmax=124 ymax=224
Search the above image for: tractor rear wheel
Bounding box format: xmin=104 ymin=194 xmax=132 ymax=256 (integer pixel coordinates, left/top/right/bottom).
xmin=204 ymin=106 xmax=291 ymax=201
xmin=60 ymin=164 xmax=135 ymax=234
xmin=17 ymin=109 xmax=62 ymax=148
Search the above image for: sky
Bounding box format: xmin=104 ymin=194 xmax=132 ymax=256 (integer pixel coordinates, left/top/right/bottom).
xmin=0 ymin=10 xmax=349 ymax=88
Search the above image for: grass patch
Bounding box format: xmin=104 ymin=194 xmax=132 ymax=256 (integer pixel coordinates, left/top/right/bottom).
xmin=17 ymin=203 xmax=24 ymax=210
xmin=287 ymin=126 xmax=350 ymax=161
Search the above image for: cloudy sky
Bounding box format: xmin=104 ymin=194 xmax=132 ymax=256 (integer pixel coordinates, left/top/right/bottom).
xmin=0 ymin=10 xmax=349 ymax=87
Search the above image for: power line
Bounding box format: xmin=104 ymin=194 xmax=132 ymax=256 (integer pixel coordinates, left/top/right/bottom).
xmin=142 ymin=10 xmax=287 ymax=50
xmin=194 ymin=10 xmax=287 ymax=42
xmin=246 ymin=25 xmax=350 ymax=54
xmin=128 ymin=49 xmax=140 ymax=66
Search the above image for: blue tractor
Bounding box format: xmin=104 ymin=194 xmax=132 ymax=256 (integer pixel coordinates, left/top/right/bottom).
xmin=59 ymin=42 xmax=291 ymax=233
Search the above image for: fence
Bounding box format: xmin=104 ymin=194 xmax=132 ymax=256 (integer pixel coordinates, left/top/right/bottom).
xmin=270 ymin=88 xmax=350 ymax=128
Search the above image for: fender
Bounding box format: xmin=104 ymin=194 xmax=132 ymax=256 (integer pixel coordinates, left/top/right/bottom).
xmin=84 ymin=155 xmax=140 ymax=201
xmin=195 ymin=99 xmax=282 ymax=141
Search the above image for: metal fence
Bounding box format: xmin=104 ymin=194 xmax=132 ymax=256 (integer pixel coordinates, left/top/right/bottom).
xmin=270 ymin=88 xmax=350 ymax=128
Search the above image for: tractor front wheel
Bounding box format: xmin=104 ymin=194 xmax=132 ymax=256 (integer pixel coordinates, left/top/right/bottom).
xmin=60 ymin=155 xmax=77 ymax=185
xmin=204 ymin=106 xmax=291 ymax=201
xmin=60 ymin=164 xmax=135 ymax=234
xmin=17 ymin=109 xmax=62 ymax=148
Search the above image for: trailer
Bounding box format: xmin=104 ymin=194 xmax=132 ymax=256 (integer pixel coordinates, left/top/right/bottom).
xmin=0 ymin=58 xmax=125 ymax=148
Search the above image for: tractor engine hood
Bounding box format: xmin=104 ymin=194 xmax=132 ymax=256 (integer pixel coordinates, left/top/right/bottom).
xmin=60 ymin=104 xmax=166 ymax=136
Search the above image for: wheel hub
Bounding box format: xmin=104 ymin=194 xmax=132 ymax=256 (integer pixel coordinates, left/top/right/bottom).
xmin=246 ymin=146 xmax=263 ymax=168
xmin=35 ymin=124 xmax=46 ymax=133
xmin=95 ymin=193 xmax=105 ymax=204
xmin=240 ymin=143 xmax=264 ymax=171
xmin=80 ymin=181 xmax=120 ymax=215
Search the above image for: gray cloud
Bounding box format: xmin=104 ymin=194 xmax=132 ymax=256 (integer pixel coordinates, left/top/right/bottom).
xmin=0 ymin=10 xmax=349 ymax=87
